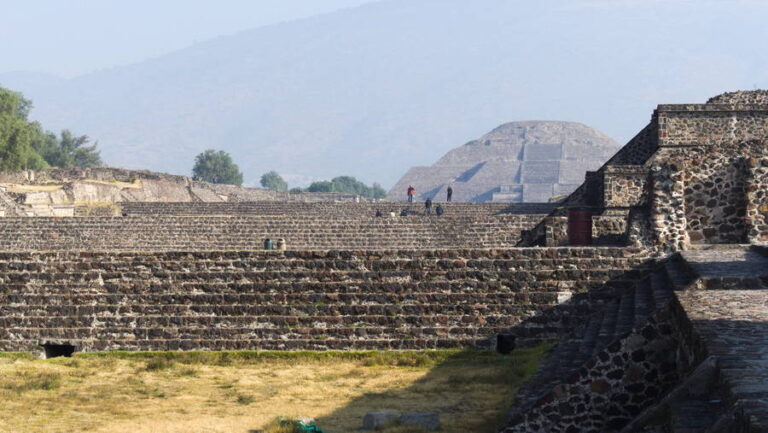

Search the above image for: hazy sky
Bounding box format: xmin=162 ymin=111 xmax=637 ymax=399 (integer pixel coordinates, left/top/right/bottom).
xmin=0 ymin=0 xmax=377 ymax=77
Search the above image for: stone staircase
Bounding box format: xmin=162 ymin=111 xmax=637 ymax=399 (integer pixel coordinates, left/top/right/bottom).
xmin=0 ymin=247 xmax=649 ymax=353
xmin=505 ymin=259 xmax=678 ymax=426
xmin=119 ymin=201 xmax=554 ymax=217
xmin=503 ymin=247 xmax=768 ymax=433
xmin=0 ymin=215 xmax=544 ymax=251
xmin=0 ymin=187 xmax=30 ymax=216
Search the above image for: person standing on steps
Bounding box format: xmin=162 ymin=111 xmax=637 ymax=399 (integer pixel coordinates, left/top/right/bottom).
xmin=424 ymin=197 xmax=433 ymax=216
xmin=407 ymin=185 xmax=415 ymax=203
xmin=446 ymin=185 xmax=453 ymax=202
xmin=435 ymin=204 xmax=444 ymax=216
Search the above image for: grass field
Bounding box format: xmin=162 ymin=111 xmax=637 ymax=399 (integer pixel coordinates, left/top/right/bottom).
xmin=0 ymin=347 xmax=547 ymax=433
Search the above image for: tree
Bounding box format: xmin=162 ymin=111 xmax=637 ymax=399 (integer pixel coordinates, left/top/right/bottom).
xmin=260 ymin=171 xmax=288 ymax=191
xmin=192 ymin=149 xmax=243 ymax=186
xmin=304 ymin=176 xmax=387 ymax=198
xmin=306 ymin=180 xmax=332 ymax=193
xmin=33 ymin=129 xmax=102 ymax=168
xmin=0 ymin=87 xmax=48 ymax=170
xmin=0 ymin=86 xmax=102 ymax=170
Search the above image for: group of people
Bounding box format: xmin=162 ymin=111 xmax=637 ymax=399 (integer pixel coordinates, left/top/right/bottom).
xmin=374 ymin=185 xmax=455 ymax=218
xmin=409 ymin=184 xmax=452 ymax=216
xmin=406 ymin=185 xmax=452 ymax=203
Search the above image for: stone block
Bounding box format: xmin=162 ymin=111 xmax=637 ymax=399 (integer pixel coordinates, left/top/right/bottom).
xmin=362 ymin=411 xmax=399 ymax=430
xmin=399 ymin=412 xmax=441 ymax=430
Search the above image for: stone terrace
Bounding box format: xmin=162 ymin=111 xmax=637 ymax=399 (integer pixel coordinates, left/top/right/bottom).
xmin=0 ymin=214 xmax=544 ymax=251
xmin=675 ymin=248 xmax=768 ymax=431
xmin=503 ymin=247 xmax=768 ymax=432
xmin=0 ymin=247 xmax=649 ymax=352
xmin=119 ymin=201 xmax=557 ymax=217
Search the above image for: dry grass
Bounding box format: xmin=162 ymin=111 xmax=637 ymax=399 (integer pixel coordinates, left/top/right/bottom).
xmin=0 ymin=347 xmax=548 ymax=433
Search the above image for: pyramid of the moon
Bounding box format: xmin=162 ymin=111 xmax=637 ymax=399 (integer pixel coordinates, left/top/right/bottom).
xmin=387 ymin=121 xmax=621 ymax=203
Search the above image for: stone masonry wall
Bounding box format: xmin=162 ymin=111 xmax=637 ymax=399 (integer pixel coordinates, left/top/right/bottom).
xmin=0 ymin=214 xmax=544 ymax=251
xmin=682 ymin=152 xmax=748 ymax=244
xmin=658 ymin=105 xmax=768 ymax=148
xmin=746 ymin=157 xmax=768 ymax=243
xmin=504 ymin=298 xmax=702 ymax=433
xmin=119 ymin=201 xmax=545 ymax=218
xmin=0 ymin=248 xmax=649 ymax=353
xmin=603 ymin=166 xmax=649 ymax=208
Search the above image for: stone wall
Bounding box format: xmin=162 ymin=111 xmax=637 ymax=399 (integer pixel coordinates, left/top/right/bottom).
xmin=0 ymin=215 xmax=544 ymax=251
xmin=0 ymin=248 xmax=649 ymax=353
xmin=657 ymin=104 xmax=768 ymax=148
xmin=682 ymin=152 xmax=748 ymax=244
xmin=520 ymin=95 xmax=768 ymax=252
xmin=119 ymin=201 xmax=549 ymax=218
xmin=504 ymin=293 xmax=702 ymax=433
xmin=602 ymin=166 xmax=648 ymax=208
xmin=746 ymin=157 xmax=768 ymax=243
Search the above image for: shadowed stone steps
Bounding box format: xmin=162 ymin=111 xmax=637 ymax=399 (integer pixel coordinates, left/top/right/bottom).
xmin=504 ymin=263 xmax=676 ymax=429
xmin=0 ymin=247 xmax=650 ymax=352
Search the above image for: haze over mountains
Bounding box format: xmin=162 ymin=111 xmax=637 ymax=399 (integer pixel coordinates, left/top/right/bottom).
xmin=1 ymin=0 xmax=766 ymax=187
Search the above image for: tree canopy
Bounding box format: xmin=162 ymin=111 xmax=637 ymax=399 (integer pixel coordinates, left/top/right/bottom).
xmin=192 ymin=149 xmax=244 ymax=186
xmin=0 ymin=86 xmax=102 ymax=171
xmin=260 ymin=171 xmax=288 ymax=191
xmin=302 ymin=176 xmax=386 ymax=199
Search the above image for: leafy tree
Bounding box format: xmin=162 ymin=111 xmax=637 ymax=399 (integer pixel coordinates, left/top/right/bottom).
xmin=0 ymin=86 xmax=102 ymax=170
xmin=0 ymin=87 xmax=48 ymax=170
xmin=289 ymin=187 xmax=304 ymax=194
xmin=306 ymin=180 xmax=332 ymax=193
xmin=304 ymin=176 xmax=386 ymax=199
xmin=192 ymin=149 xmax=243 ymax=186
xmin=260 ymin=171 xmax=288 ymax=191
xmin=370 ymin=183 xmax=387 ymax=199
xmin=33 ymin=129 xmax=102 ymax=168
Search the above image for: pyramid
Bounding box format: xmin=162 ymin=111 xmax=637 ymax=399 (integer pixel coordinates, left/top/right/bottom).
xmin=388 ymin=121 xmax=621 ymax=202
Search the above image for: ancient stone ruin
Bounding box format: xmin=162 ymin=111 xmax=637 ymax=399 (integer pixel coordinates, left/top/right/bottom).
xmin=388 ymin=120 xmax=621 ymax=202
xmin=0 ymin=91 xmax=767 ymax=432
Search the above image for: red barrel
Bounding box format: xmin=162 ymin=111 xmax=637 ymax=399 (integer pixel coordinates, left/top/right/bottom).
xmin=568 ymin=207 xmax=593 ymax=246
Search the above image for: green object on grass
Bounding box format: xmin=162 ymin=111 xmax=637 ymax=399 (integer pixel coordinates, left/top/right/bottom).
xmin=279 ymin=417 xmax=324 ymax=433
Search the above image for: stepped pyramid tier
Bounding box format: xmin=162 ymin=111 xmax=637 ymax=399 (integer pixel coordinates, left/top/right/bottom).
xmin=522 ymin=89 xmax=768 ymax=251
xmin=387 ymin=121 xmax=621 ymax=203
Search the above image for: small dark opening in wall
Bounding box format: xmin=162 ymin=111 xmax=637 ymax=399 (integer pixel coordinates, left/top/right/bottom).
xmin=42 ymin=344 xmax=75 ymax=359
xmin=496 ymin=334 xmax=515 ymax=355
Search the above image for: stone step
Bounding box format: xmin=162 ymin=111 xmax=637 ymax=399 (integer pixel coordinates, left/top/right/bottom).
xmin=0 ymin=292 xmax=563 ymax=305
xmin=0 ymin=337 xmax=485 ymax=351
xmin=0 ymin=303 xmax=544 ymax=316
xmin=595 ymin=298 xmax=620 ymax=349
xmin=613 ymin=287 xmax=636 ymax=338
xmin=633 ymin=276 xmax=654 ymax=325
xmin=651 ymin=269 xmax=674 ymax=308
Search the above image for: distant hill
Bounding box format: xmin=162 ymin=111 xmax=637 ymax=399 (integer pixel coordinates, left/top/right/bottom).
xmin=388 ymin=121 xmax=620 ymax=202
xmin=3 ymin=0 xmax=751 ymax=188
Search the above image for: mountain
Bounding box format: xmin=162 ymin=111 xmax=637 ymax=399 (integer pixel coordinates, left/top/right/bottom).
xmin=5 ymin=0 xmax=764 ymax=187
xmin=387 ymin=121 xmax=620 ymax=202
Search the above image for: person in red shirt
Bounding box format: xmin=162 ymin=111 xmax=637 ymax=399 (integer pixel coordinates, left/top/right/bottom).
xmin=407 ymin=185 xmax=415 ymax=203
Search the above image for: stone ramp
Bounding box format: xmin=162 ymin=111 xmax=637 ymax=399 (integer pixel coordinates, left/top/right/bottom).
xmin=502 ymin=247 xmax=768 ymax=432
xmin=675 ymin=247 xmax=768 ymax=431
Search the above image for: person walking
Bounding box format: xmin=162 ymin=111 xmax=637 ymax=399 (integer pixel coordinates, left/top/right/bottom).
xmin=424 ymin=198 xmax=433 ymax=216
xmin=407 ymin=185 xmax=415 ymax=203
xmin=446 ymin=186 xmax=453 ymax=202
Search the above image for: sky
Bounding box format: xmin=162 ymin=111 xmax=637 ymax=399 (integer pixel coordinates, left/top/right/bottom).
xmin=0 ymin=0 xmax=377 ymax=77
xmin=1 ymin=0 xmax=766 ymax=187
